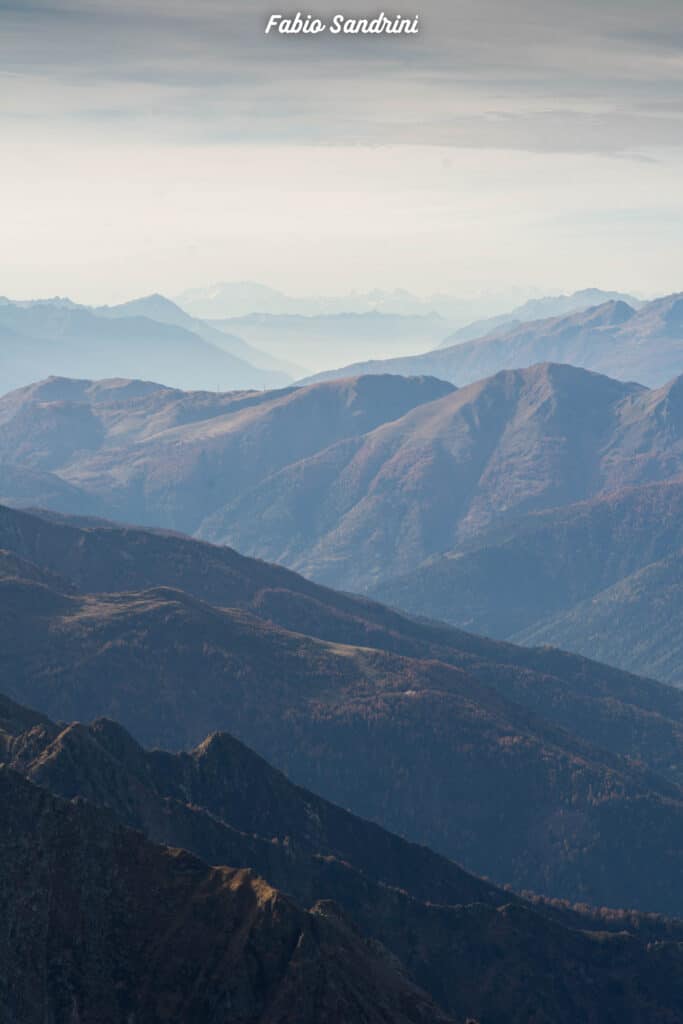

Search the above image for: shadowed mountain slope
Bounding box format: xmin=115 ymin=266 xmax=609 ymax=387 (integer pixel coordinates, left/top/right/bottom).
xmin=2 ymin=511 xmax=683 ymax=915
xmin=372 ymin=480 xmax=683 ymax=686
xmin=3 ymin=502 xmax=683 ymax=792
xmin=516 ymin=549 xmax=683 ymax=686
xmin=0 ymin=765 xmax=451 ymax=1024
xmin=3 ymin=693 xmax=683 ymax=1024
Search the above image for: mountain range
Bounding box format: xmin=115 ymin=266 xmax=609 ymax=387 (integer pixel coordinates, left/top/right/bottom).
xmin=175 ymin=282 xmax=638 ymax=326
xmin=4 ymin=361 xmax=683 ymax=692
xmin=3 ymin=275 xmax=682 ymax=1023
xmin=0 ymin=286 xmax=649 ymax=396
xmin=2 ymin=502 xmax=683 ymax=919
xmin=175 ymin=280 xmax=546 ymax=323
xmin=0 ymin=295 xmax=291 ymax=394
xmin=0 ymin=372 xmax=454 ymax=529
xmin=437 ymin=288 xmax=642 ymax=345
xmin=176 ymin=286 xmax=640 ymax=374
xmin=3 ymin=687 xmax=683 ymax=1023
xmin=95 ymin=293 xmax=304 ymax=377
xmin=303 ymin=293 xmax=683 ymax=388
xmin=0 ymin=290 xmax=458 ymax=385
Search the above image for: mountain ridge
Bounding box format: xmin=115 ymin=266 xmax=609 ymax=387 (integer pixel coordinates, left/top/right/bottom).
xmin=4 ymin=362 xmax=683 ymax=687
xmin=3 ymin=690 xmax=683 ymax=1023
xmin=0 ymin=297 xmax=291 ymax=395
xmin=301 ymin=293 xmax=683 ymax=388
xmin=0 ymin=763 xmax=451 ymax=1024
xmin=2 ymin=504 xmax=683 ymax=915
xmin=439 ymin=288 xmax=642 ymax=346
xmin=96 ymin=292 xmax=304 ymax=377
xmin=0 ymin=372 xmax=454 ymax=538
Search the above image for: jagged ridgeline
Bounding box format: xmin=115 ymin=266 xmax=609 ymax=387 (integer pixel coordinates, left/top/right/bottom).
xmin=1 ymin=503 xmax=683 ymax=921
xmin=4 ymin=358 xmax=683 ymax=690
xmin=2 ymin=692 xmax=683 ymax=1023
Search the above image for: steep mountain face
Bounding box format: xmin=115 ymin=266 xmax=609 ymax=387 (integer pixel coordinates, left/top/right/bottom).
xmin=2 ymin=508 xmax=683 ymax=916
xmin=0 ymin=373 xmax=454 ymax=535
xmin=373 ymin=480 xmax=683 ymax=686
xmin=303 ymin=293 xmax=683 ymax=388
xmin=0 ymin=767 xmax=450 ymax=1024
xmin=0 ymin=299 xmax=289 ymax=394
xmin=0 ymin=694 xmax=503 ymax=914
xmin=4 ymin=693 xmax=683 ymax=1024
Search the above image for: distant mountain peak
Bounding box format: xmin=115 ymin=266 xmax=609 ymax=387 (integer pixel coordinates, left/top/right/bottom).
xmin=575 ymin=298 xmax=636 ymax=325
xmin=0 ymin=294 xmax=292 ymax=394
xmin=305 ymin=291 xmax=680 ymax=390
xmin=97 ymin=292 xmax=184 ymax=315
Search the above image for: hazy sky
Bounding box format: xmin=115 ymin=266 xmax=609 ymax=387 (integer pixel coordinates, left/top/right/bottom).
xmin=1 ymin=0 xmax=682 ymax=303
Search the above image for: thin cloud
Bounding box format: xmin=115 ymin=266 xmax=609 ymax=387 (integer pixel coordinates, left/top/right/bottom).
xmin=0 ymin=0 xmax=681 ymax=155
xmin=0 ymin=0 xmax=681 ymax=302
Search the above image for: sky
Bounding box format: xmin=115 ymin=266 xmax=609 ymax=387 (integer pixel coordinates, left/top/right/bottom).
xmin=0 ymin=0 xmax=682 ymax=304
